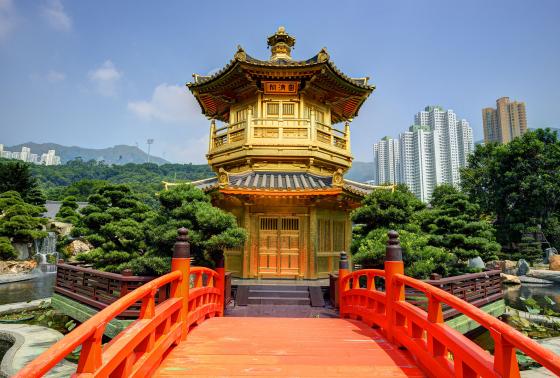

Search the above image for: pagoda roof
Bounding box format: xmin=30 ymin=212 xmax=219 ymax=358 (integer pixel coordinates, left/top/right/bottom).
xmin=187 ymin=32 xmax=374 ymax=124
xmin=186 ymin=171 xmax=379 ymax=197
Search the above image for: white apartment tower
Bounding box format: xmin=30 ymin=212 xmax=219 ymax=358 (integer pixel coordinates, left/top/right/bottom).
xmin=373 ymin=137 xmax=400 ymax=185
xmin=372 ymin=106 xmax=474 ymax=202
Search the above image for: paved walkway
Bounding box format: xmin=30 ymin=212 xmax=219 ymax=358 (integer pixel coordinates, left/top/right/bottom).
xmin=225 ymin=304 xmax=338 ymax=318
xmin=154 ymin=317 xmax=425 ymax=377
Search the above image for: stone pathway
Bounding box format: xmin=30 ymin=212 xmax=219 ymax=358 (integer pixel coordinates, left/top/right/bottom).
xmin=0 ymin=323 xmax=75 ymax=377
xmin=0 ymin=298 xmax=51 ymax=316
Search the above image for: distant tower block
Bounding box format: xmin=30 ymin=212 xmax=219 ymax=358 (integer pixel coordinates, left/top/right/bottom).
xmin=185 ymin=27 xmax=377 ymax=279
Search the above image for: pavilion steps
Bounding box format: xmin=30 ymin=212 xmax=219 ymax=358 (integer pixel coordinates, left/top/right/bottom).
xmin=236 ymin=285 xmax=325 ymax=307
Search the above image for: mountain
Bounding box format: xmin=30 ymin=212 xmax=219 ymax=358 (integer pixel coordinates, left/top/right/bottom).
xmin=6 ymin=143 xmax=169 ymax=165
xmin=346 ymin=161 xmax=374 ymax=182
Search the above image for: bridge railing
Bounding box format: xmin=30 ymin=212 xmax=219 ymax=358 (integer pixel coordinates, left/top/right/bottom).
xmin=15 ymin=228 xmax=225 ymax=378
xmin=339 ymin=230 xmax=560 ymax=377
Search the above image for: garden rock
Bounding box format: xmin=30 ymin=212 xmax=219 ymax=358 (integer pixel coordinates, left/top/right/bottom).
xmin=485 ymin=260 xmax=501 ymax=270
xmin=65 ymin=240 xmax=93 ymax=256
xmin=468 ymin=256 xmax=485 ymax=269
xmin=500 ymin=273 xmax=521 ymax=285
xmin=549 ymin=255 xmax=560 ymax=271
xmin=544 ymin=247 xmax=558 ymax=264
xmin=0 ymin=260 xmax=37 ymax=274
xmin=517 ymin=259 xmax=530 ymax=276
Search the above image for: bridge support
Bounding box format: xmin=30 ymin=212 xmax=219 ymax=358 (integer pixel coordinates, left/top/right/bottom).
xmin=214 ymin=250 xmax=226 ymax=316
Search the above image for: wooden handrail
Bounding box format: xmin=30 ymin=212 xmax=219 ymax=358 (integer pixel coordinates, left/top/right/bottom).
xmin=394 ymin=274 xmax=560 ymax=377
xmin=15 ymin=228 xmax=226 ymax=378
xmin=339 ymin=231 xmax=560 ymax=377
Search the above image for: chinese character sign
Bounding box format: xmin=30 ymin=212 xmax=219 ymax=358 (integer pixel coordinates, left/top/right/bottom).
xmin=263 ymin=81 xmax=298 ymax=95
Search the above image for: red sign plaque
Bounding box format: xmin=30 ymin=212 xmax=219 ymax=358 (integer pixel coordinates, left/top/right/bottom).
xmin=263 ymin=81 xmax=298 ymax=95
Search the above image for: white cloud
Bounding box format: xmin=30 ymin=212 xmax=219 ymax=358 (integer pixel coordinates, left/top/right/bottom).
xmin=42 ymin=0 xmax=72 ymax=31
xmin=165 ymin=135 xmax=209 ymax=164
xmin=128 ymin=83 xmax=200 ymax=122
xmin=88 ymin=60 xmax=121 ymax=96
xmin=46 ymin=70 xmax=65 ymax=82
xmin=0 ymin=0 xmax=16 ymax=41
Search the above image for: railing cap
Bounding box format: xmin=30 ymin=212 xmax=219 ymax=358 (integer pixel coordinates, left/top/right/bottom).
xmin=385 ymin=230 xmax=402 ymax=261
xmin=173 ymin=228 xmax=191 ymax=259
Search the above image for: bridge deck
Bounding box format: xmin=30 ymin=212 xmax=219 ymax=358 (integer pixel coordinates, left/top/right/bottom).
xmin=154 ymin=317 xmax=425 ymax=377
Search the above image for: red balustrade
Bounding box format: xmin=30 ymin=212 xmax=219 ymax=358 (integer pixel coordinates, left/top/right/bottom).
xmin=14 ymin=228 xmax=225 ymax=378
xmin=339 ymin=230 xmax=560 ymax=377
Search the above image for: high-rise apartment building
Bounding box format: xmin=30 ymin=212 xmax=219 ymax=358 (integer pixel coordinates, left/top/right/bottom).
xmin=482 ymin=97 xmax=527 ymax=144
xmin=372 ymin=106 xmax=474 ymax=202
xmin=373 ymin=137 xmax=400 ymax=185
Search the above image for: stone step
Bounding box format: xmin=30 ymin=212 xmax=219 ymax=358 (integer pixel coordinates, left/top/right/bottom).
xmin=248 ymin=289 xmax=310 ymax=298
xmin=247 ymin=296 xmax=311 ymax=305
xmin=245 ymin=285 xmax=309 ymax=291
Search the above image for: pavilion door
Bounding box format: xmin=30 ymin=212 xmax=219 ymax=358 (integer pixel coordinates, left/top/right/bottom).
xmin=258 ymin=216 xmax=301 ymax=277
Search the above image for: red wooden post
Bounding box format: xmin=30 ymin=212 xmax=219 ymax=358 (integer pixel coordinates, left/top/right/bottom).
xmin=214 ymin=250 xmax=226 ymax=316
xmin=384 ymin=230 xmax=404 ymax=344
xmin=120 ymin=268 xmax=132 ymax=298
xmin=171 ymin=227 xmax=191 ymax=340
xmin=338 ymin=251 xmax=349 ymax=314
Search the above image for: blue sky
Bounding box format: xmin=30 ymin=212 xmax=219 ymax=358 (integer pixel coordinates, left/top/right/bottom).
xmin=1 ymin=0 xmax=559 ymax=163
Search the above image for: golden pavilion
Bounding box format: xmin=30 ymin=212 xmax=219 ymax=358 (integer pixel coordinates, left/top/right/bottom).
xmin=186 ymin=27 xmax=376 ymax=279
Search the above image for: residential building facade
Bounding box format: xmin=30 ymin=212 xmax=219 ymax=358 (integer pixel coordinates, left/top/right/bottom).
xmin=482 ymin=97 xmax=527 ymax=144
xmin=372 ymin=106 xmax=474 ymax=202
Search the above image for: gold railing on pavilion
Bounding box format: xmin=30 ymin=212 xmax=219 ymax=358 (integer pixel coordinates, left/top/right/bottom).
xmin=209 ymin=116 xmax=349 ymax=153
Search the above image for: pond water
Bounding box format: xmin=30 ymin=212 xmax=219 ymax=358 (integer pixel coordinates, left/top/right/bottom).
xmin=0 ymin=274 xmax=56 ymax=305
xmin=504 ymin=284 xmax=560 ymax=313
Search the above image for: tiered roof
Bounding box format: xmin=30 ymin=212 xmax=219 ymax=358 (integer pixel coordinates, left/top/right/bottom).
xmin=187 ymin=28 xmax=374 ymax=124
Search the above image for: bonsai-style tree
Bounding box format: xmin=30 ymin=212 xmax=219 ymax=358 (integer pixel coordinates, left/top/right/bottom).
xmin=350 ymin=185 xmax=453 ymax=279
xmin=417 ymin=184 xmax=501 ymax=263
xmin=0 ymin=191 xmax=48 ymax=259
xmin=136 ymin=184 xmax=246 ymax=275
xmin=75 ymin=184 xmax=246 ymax=276
xmin=74 ymin=184 xmax=155 ymax=272
xmin=55 ymin=196 xmax=81 ymax=224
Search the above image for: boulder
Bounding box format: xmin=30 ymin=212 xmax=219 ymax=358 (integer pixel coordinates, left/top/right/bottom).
xmin=544 ymin=247 xmax=558 ymax=264
xmin=517 ymin=259 xmax=531 ymax=276
xmin=549 ymin=255 xmax=560 ymax=271
xmin=485 ymin=260 xmax=501 ymax=270
xmin=47 ymin=221 xmax=73 ymax=237
xmin=500 ymin=273 xmax=521 ymax=285
xmin=0 ymin=260 xmax=38 ymax=274
xmin=65 ymin=239 xmax=93 ymax=256
xmin=502 ymin=260 xmax=517 ymax=273
xmin=468 ymin=256 xmax=485 ymax=269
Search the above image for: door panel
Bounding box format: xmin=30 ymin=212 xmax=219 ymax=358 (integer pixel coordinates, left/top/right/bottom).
xmin=258 ymin=218 xmax=278 ymax=275
xmin=258 ymin=216 xmax=301 ymax=277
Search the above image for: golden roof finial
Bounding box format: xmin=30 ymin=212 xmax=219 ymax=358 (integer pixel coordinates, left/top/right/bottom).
xmin=267 ymin=26 xmax=295 ymax=61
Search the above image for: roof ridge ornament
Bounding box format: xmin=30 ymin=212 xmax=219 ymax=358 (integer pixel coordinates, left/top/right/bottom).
xmin=267 ymin=26 xmax=295 ymax=61
xmin=317 ymin=47 xmax=329 ymax=63
xmin=234 ymin=45 xmax=247 ymax=61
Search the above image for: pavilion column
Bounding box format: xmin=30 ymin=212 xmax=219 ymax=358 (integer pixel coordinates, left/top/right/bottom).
xmin=209 ymin=120 xmax=216 ymax=152
xmin=309 ymin=107 xmax=316 ymax=143
xmin=246 ymin=106 xmax=254 ymax=145
xmin=344 ymin=121 xmax=351 ymax=151
xmin=309 ymin=205 xmax=317 ymax=278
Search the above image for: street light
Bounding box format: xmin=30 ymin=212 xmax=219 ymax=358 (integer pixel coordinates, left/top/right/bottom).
xmin=147 ymin=139 xmax=154 ymax=163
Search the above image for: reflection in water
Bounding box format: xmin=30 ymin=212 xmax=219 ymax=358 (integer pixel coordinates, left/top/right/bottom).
xmin=0 ymin=274 xmax=56 ymax=305
xmin=504 ymin=284 xmax=560 ymax=313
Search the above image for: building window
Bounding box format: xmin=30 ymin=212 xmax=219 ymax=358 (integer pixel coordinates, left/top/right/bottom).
xmin=267 ymin=102 xmax=279 ymax=116
xmin=282 ymin=103 xmax=295 ymax=116
xmin=236 ymin=109 xmax=247 ymax=123
xmin=316 ymin=110 xmax=325 ymax=123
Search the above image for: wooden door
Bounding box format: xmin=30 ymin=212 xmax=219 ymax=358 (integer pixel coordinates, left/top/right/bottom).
xmin=279 ymin=218 xmax=300 ymax=275
xmin=258 ymin=216 xmax=301 ymax=277
xmin=258 ymin=217 xmax=279 ymax=275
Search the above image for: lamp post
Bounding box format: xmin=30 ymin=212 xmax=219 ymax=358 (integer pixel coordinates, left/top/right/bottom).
xmin=146 ymin=138 xmax=154 ymax=163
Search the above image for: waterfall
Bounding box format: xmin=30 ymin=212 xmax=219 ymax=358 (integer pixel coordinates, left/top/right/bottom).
xmin=34 ymin=232 xmax=59 ymax=273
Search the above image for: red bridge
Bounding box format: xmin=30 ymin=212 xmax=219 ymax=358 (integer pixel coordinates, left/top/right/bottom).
xmin=15 ymin=229 xmax=560 ymax=377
